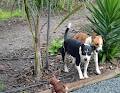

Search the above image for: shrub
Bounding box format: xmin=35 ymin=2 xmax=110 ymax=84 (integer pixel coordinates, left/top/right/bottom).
xmin=33 ymin=0 xmax=81 ymax=13
xmin=49 ymin=38 xmax=63 ymax=55
xmin=87 ymin=0 xmax=120 ymax=63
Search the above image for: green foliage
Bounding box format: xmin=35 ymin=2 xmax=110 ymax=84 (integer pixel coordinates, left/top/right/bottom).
xmin=115 ymin=74 xmax=120 ymax=78
xmin=0 ymin=80 xmax=5 ymax=92
xmin=33 ymin=0 xmax=81 ymax=13
xmin=54 ymin=4 xmax=82 ymax=31
xmin=0 ymin=9 xmax=22 ymax=20
xmin=13 ymin=0 xmax=81 ymax=15
xmin=49 ymin=38 xmax=63 ymax=55
xmin=87 ymin=0 xmax=120 ymax=63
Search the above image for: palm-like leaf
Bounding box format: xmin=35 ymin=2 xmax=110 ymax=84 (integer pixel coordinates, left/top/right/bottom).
xmin=54 ymin=4 xmax=82 ymax=31
xmin=87 ymin=0 xmax=120 ymax=63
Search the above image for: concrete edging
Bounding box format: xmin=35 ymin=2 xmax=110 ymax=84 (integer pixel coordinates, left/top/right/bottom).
xmin=39 ymin=67 xmax=120 ymax=93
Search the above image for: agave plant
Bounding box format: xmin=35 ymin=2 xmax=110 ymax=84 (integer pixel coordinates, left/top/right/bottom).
xmin=87 ymin=0 xmax=120 ymax=63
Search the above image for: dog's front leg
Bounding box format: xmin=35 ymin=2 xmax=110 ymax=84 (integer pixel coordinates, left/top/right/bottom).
xmin=94 ymin=51 xmax=101 ymax=74
xmin=76 ymin=57 xmax=84 ymax=79
xmin=76 ymin=65 xmax=84 ymax=79
xmin=83 ymin=61 xmax=90 ymax=78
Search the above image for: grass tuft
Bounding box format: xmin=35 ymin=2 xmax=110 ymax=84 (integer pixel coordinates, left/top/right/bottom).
xmin=0 ymin=9 xmax=22 ymax=20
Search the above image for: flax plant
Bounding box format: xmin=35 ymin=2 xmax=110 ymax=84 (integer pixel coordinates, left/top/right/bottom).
xmin=87 ymin=0 xmax=120 ymax=63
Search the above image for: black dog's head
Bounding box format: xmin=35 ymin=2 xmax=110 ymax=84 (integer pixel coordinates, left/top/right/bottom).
xmin=80 ymin=44 xmax=94 ymax=62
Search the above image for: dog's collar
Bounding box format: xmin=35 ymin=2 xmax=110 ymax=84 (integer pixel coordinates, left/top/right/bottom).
xmin=84 ymin=43 xmax=90 ymax=46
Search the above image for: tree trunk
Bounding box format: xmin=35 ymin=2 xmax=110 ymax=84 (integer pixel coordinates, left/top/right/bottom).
xmin=34 ymin=15 xmax=42 ymax=80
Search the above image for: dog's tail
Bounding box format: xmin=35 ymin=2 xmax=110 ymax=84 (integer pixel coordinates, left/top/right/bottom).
xmin=64 ymin=23 xmax=71 ymax=40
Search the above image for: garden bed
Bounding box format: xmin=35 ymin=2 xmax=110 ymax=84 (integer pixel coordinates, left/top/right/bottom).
xmin=0 ymin=47 xmax=120 ymax=93
xmin=0 ymin=7 xmax=120 ymax=93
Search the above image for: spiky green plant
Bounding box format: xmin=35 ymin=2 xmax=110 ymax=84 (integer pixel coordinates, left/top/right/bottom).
xmin=87 ymin=0 xmax=120 ymax=63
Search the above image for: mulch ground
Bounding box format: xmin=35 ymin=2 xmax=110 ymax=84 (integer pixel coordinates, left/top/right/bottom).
xmin=0 ymin=47 xmax=120 ymax=93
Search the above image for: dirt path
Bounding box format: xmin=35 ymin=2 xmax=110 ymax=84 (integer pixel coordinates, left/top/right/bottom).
xmin=0 ymin=9 xmax=90 ymax=55
xmin=0 ymin=19 xmax=32 ymax=55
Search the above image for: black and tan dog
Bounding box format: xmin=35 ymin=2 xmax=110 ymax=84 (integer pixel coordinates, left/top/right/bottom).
xmin=60 ymin=23 xmax=94 ymax=79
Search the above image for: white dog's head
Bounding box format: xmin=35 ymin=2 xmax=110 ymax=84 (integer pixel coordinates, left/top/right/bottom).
xmin=79 ymin=44 xmax=93 ymax=62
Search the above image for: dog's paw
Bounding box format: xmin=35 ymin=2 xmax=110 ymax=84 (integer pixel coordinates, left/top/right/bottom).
xmin=80 ymin=77 xmax=84 ymax=80
xmin=64 ymin=65 xmax=69 ymax=72
xmin=64 ymin=68 xmax=69 ymax=72
xmin=96 ymin=69 xmax=101 ymax=75
xmin=84 ymin=74 xmax=89 ymax=78
xmin=79 ymin=76 xmax=84 ymax=80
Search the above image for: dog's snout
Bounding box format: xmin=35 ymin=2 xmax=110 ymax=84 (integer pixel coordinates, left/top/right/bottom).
xmin=84 ymin=58 xmax=87 ymax=61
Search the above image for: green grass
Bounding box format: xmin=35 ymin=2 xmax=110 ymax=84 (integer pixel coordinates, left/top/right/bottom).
xmin=0 ymin=9 xmax=22 ymax=20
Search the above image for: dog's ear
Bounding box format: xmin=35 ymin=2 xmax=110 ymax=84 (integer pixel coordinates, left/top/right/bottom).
xmin=91 ymin=45 xmax=96 ymax=51
xmin=81 ymin=43 xmax=85 ymax=49
xmin=92 ymin=32 xmax=97 ymax=39
xmin=98 ymin=35 xmax=104 ymax=44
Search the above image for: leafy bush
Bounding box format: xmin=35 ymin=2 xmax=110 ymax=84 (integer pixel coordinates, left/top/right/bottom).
xmin=25 ymin=0 xmax=81 ymax=16
xmin=87 ymin=0 xmax=120 ymax=63
xmin=49 ymin=38 xmax=63 ymax=55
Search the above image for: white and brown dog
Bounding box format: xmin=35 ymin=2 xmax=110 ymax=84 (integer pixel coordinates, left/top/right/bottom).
xmin=60 ymin=23 xmax=94 ymax=79
xmin=73 ymin=32 xmax=103 ymax=74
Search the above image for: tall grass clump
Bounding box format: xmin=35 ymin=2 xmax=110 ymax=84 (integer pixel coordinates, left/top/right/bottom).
xmin=87 ymin=0 xmax=120 ymax=63
xmin=34 ymin=0 xmax=81 ymax=14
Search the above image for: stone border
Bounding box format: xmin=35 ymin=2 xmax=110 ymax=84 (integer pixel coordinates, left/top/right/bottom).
xmin=39 ymin=68 xmax=120 ymax=93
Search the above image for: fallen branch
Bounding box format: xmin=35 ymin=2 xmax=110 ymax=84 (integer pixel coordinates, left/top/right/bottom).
xmin=0 ymin=57 xmax=34 ymax=61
